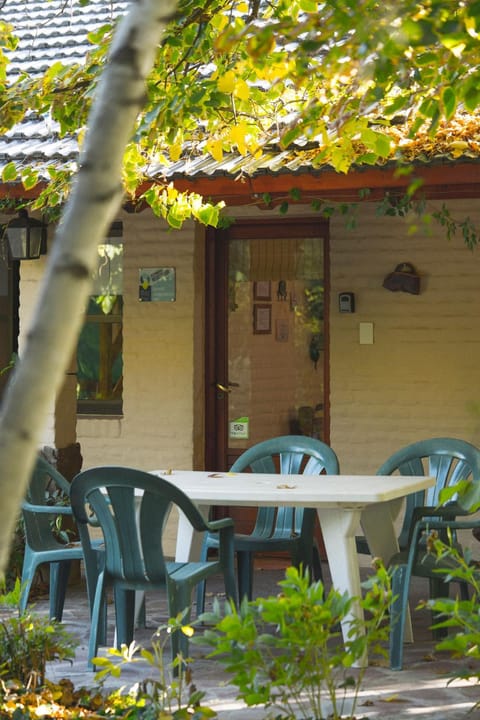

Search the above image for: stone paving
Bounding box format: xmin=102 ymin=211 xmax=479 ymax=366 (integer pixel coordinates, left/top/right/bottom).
xmin=33 ymin=560 xmax=480 ymax=720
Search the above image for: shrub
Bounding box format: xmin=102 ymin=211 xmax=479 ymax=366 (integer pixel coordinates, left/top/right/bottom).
xmin=0 ymin=579 xmax=77 ymax=689
xmin=92 ymin=611 xmax=217 ymax=719
xmin=419 ymin=532 xmax=480 ymax=712
xmin=198 ymin=564 xmax=392 ymax=720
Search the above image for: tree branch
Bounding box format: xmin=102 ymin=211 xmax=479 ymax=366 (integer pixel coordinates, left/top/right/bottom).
xmin=0 ymin=0 xmax=178 ymax=575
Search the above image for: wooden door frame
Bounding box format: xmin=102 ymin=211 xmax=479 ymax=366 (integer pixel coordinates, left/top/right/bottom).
xmin=205 ymin=217 xmax=330 ymax=471
xmin=205 ymin=226 xmax=228 ymax=470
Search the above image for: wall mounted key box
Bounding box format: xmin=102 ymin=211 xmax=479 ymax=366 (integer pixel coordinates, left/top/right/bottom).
xmin=338 ymin=292 xmax=355 ymax=313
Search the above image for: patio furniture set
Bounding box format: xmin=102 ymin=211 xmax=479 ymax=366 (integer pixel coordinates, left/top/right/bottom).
xmin=20 ymin=436 xmax=480 ymax=672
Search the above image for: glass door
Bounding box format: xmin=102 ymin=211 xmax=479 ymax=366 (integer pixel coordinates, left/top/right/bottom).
xmin=205 ymin=218 xmax=329 ymax=471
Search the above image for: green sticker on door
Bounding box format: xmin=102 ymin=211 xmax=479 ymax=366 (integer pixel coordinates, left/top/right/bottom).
xmin=229 ymin=417 xmax=249 ymax=439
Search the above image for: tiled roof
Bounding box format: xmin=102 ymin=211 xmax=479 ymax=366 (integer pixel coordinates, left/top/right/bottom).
xmin=0 ymin=0 xmax=129 ymax=177
xmin=1 ymin=0 xmax=479 ymax=190
xmin=4 ymin=0 xmax=129 ymax=79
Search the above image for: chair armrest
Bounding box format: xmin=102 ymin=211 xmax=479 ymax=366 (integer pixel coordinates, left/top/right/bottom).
xmin=405 ymin=514 xmax=480 ymax=566
xmin=22 ymin=502 xmax=73 ymax=515
xmin=410 ymin=503 xmax=467 ymax=523
xmin=205 ymin=517 xmax=235 ymax=532
xmin=416 ymin=518 xmax=480 ymax=533
xmin=407 ymin=503 xmax=468 ymax=544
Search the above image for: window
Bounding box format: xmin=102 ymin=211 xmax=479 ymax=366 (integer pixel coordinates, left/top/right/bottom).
xmin=76 ymin=222 xmax=123 ymax=415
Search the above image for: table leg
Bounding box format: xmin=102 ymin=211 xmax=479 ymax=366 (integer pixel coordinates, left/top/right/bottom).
xmin=316 ymin=506 xmax=366 ymax=666
xmin=361 ymin=500 xmax=413 ymax=643
xmin=175 ymin=506 xmax=209 ymax=562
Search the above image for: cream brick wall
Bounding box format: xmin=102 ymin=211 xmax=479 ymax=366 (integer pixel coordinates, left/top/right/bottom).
xmin=76 ymin=210 xmax=198 ymax=472
xmin=76 ymin=211 xmax=199 ymax=555
xmin=329 ymin=199 xmax=480 ymax=473
xmin=13 ymin=243 xmax=56 ymax=448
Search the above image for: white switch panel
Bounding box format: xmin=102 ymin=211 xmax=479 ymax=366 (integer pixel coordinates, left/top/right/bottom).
xmin=359 ymin=322 xmax=374 ymax=344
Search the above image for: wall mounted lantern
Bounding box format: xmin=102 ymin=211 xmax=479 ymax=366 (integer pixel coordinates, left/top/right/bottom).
xmin=5 ymin=209 xmax=47 ymax=260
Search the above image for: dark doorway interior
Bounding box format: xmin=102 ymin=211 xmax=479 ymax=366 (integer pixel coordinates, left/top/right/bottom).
xmin=0 ymin=257 xmax=19 ymax=401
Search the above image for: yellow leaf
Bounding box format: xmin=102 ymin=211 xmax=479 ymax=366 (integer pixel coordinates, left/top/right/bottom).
xmin=218 ymin=70 xmax=235 ymax=93
xmin=229 ymin=123 xmax=248 ymax=155
xmin=181 ymin=625 xmax=195 ymax=637
xmin=234 ymin=78 xmax=250 ymax=101
xmin=206 ymin=138 xmax=224 ymax=162
xmin=166 ymin=183 xmax=179 ymax=202
xmin=169 ymin=142 xmax=182 ymax=162
xmin=381 ymin=694 xmax=409 ymax=703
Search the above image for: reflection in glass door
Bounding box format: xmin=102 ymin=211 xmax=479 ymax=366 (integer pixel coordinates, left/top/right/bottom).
xmin=225 ymin=225 xmax=328 ymax=465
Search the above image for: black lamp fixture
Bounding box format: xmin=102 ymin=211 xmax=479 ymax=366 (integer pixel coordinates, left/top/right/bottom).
xmin=5 ymin=209 xmax=47 ymax=260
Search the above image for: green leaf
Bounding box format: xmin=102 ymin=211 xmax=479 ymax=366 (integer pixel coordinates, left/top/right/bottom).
xmin=21 ymin=168 xmax=39 ymax=190
xmin=166 ymin=207 xmax=185 ymax=229
xmin=2 ymin=161 xmax=17 ymax=182
xmin=464 ymin=85 xmax=480 ymax=112
xmin=299 ymin=0 xmax=317 ymax=11
xmin=195 ymin=204 xmax=221 ymax=227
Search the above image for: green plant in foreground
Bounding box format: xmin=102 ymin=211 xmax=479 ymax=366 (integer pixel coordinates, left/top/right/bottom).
xmin=0 ymin=578 xmax=77 ymax=689
xmin=198 ymin=564 xmax=392 ymax=720
xmin=419 ymin=532 xmax=480 ymax=712
xmin=93 ymin=610 xmax=217 ymax=719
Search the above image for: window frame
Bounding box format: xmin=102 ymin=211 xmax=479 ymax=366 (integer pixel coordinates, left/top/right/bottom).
xmin=76 ymin=222 xmax=123 ymax=417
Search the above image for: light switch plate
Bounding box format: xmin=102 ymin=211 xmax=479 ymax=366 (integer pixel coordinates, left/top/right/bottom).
xmin=359 ymin=322 xmax=374 ymax=344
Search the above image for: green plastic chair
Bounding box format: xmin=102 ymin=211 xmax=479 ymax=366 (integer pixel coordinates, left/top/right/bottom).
xmin=70 ymin=466 xmax=237 ymax=668
xmin=20 ymin=455 xmax=101 ymax=621
xmin=196 ymin=435 xmax=339 ymax=612
xmin=374 ymin=437 xmax=480 ymax=670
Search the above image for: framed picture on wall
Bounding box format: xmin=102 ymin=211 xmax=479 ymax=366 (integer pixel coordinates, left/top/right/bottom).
xmin=253 ymin=304 xmax=272 ymax=334
xmin=254 ymin=281 xmax=271 ymax=301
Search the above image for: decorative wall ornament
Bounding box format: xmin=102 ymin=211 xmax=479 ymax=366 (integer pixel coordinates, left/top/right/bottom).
xmin=383 ymin=262 xmax=421 ymax=295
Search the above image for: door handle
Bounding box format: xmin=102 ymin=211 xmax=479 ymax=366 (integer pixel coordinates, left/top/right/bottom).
xmin=215 ymin=381 xmax=239 ymax=393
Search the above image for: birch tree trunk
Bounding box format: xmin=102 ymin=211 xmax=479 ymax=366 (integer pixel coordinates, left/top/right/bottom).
xmin=0 ymin=0 xmax=178 ymax=575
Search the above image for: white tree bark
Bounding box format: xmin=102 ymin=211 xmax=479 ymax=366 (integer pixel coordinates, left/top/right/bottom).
xmin=0 ymin=0 xmax=178 ymax=574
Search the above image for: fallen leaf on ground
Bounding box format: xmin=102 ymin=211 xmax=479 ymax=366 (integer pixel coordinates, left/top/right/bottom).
xmin=381 ymin=695 xmax=409 ymax=703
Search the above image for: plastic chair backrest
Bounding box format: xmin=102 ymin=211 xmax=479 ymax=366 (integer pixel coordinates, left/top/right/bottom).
xmin=376 ymin=437 xmax=480 ymax=549
xmin=22 ymin=455 xmax=73 ymax=552
xmin=230 ymin=435 xmax=339 ymax=539
xmin=70 ymin=466 xmax=213 ymax=584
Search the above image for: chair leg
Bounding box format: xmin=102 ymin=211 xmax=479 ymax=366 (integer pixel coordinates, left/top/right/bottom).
xmin=291 ymin=543 xmax=315 ymax=583
xmin=114 ymin=588 xmax=136 ymax=648
xmin=195 ymin=539 xmax=210 ymax=616
xmin=237 ymin=551 xmax=254 ymax=601
xmin=389 ymin=564 xmax=410 ymax=671
xmin=88 ymin=570 xmax=106 ymax=669
xmin=460 ymin=580 xmax=470 ymax=601
xmin=222 ymin=557 xmax=238 ymax=609
xmin=49 ymin=561 xmax=71 ymax=621
xmin=135 ymin=594 xmax=146 ymax=628
xmin=429 ymin=578 xmax=449 ymax=640
xmin=167 ymin=583 xmax=191 ymax=673
xmin=19 ymin=552 xmax=38 ymax=614
xmin=312 ymin=542 xmax=324 ymax=583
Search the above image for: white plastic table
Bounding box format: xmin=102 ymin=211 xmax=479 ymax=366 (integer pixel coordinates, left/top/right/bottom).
xmin=151 ymin=469 xmax=434 ymax=663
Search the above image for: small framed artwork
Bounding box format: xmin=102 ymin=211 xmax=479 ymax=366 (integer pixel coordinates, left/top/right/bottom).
xmin=253 ymin=304 xmax=272 ymax=334
xmin=139 ymin=267 xmax=176 ymax=302
xmin=254 ymin=281 xmax=271 ymax=301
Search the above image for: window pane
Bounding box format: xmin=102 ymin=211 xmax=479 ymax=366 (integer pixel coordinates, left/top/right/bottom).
xmin=77 ymin=296 xmax=123 ymax=414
